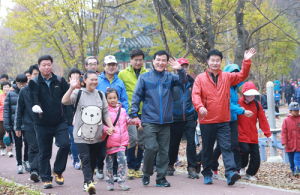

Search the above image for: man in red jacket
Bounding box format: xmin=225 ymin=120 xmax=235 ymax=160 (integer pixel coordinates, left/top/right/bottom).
xmin=192 ymin=48 xmax=256 ymax=185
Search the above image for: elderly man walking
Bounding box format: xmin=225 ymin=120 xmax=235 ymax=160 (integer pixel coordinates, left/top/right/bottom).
xmin=192 ymin=48 xmax=256 ymax=185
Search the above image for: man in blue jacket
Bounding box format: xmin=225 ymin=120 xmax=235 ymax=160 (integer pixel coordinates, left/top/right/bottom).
xmin=131 ymin=50 xmax=187 ymax=187
xmin=211 ymin=64 xmax=253 ymax=179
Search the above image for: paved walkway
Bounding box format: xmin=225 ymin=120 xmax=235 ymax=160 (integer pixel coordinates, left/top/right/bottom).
xmin=0 ymin=146 xmax=298 ymax=195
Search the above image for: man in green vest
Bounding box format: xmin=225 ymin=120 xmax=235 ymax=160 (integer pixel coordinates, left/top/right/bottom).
xmin=118 ymin=49 xmax=148 ymax=180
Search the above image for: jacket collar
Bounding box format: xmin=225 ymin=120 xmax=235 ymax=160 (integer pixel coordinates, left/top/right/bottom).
xmin=152 ymin=68 xmax=165 ymax=78
xmin=127 ymin=65 xmax=147 ymax=73
xmin=99 ymin=72 xmax=119 ymax=83
xmin=38 ymin=73 xmax=57 ymax=82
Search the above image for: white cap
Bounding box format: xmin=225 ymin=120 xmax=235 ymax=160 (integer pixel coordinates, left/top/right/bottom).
xmin=243 ymin=89 xmax=260 ymax=96
xmin=104 ymin=55 xmax=117 ymax=64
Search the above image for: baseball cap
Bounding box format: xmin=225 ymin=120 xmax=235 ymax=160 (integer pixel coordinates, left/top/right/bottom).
xmin=177 ymin=58 xmax=189 ymax=66
xmin=243 ymin=89 xmax=260 ymax=96
xmin=104 ymin=55 xmax=117 ymax=64
xmin=289 ymin=102 xmax=300 ymax=111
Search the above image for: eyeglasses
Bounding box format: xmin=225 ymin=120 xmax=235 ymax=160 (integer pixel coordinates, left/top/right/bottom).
xmin=133 ymin=59 xmax=144 ymax=63
xmin=87 ymin=63 xmax=98 ymax=67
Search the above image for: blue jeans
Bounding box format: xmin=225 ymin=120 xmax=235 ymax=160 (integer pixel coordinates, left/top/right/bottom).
xmin=127 ymin=146 xmax=143 ymax=171
xmin=68 ymin=126 xmax=79 ymax=164
xmin=287 ymin=151 xmax=300 ymax=172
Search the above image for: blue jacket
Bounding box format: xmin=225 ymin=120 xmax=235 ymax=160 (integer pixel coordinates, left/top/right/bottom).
xmin=172 ymin=75 xmax=197 ymax=122
xmin=223 ymin=64 xmax=245 ymax=122
xmin=131 ymin=68 xmax=187 ymax=124
xmin=274 ymin=80 xmax=281 ymax=92
xmin=296 ymin=87 xmax=300 ymax=98
xmin=274 ymin=93 xmax=281 ymax=100
xmin=96 ymin=72 xmax=129 ymax=114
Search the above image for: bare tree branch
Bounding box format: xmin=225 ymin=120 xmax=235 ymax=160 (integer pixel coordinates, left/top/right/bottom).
xmin=104 ymin=0 xmax=136 ymax=9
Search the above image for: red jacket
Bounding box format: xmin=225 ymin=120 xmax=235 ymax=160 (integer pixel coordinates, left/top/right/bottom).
xmin=237 ymin=82 xmax=271 ymax=144
xmin=281 ymin=114 xmax=300 ymax=153
xmin=192 ymin=60 xmax=252 ymax=124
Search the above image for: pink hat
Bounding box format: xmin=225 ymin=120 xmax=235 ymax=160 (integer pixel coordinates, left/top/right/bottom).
xmin=177 ymin=58 xmax=189 ymax=66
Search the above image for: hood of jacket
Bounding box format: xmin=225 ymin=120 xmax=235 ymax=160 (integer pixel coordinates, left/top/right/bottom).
xmin=12 ymin=84 xmax=20 ymax=93
xmin=241 ymin=82 xmax=258 ymax=95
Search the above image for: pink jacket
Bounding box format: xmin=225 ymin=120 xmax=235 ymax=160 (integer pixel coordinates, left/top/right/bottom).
xmin=103 ymin=103 xmax=130 ymax=155
xmin=281 ymin=114 xmax=300 ymax=153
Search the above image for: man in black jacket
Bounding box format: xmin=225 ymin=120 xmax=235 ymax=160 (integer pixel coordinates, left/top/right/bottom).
xmin=15 ymin=65 xmax=40 ymax=182
xmin=29 ymin=55 xmax=70 ymax=189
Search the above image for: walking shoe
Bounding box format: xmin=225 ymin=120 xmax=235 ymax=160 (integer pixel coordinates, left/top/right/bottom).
xmin=52 ymin=171 xmax=64 ymax=185
xmin=118 ymin=183 xmax=130 ymax=191
xmin=187 ymin=167 xmax=199 ymax=179
xmin=107 ymin=183 xmax=114 ymax=191
xmin=83 ymin=181 xmax=96 ymax=194
xmin=167 ymin=165 xmax=175 ymax=176
xmin=96 ymin=169 xmax=104 ymax=180
xmin=23 ymin=161 xmax=31 ymax=172
xmin=134 ymin=170 xmax=143 ymax=178
xmin=43 ymin=181 xmax=52 ymax=189
xmin=153 ymin=165 xmax=157 ymax=172
xmin=243 ymin=174 xmax=256 ymax=181
xmin=30 ymin=171 xmax=40 ymax=182
xmin=227 ymin=172 xmax=241 ymax=185
xmin=204 ymin=176 xmax=213 ymax=184
xmin=7 ymin=152 xmax=13 ymax=157
xmin=1 ymin=149 xmax=5 ymax=156
xmin=196 ymin=161 xmax=201 ymax=174
xmin=174 ymin=160 xmax=183 ymax=167
xmin=142 ymin=176 xmax=150 ymax=185
xmin=127 ymin=169 xmax=135 ymax=180
xmin=156 ymin=177 xmax=170 ymax=187
xmin=240 ymin=168 xmax=246 ymax=176
xmin=17 ymin=165 xmax=23 ymax=174
xmin=212 ymin=170 xmax=218 ymax=179
xmin=113 ymin=174 xmax=118 ymax=182
xmin=74 ymin=162 xmax=81 ymax=170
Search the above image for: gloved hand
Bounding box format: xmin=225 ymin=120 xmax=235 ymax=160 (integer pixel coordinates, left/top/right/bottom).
xmin=32 ymin=105 xmax=43 ymax=113
xmin=267 ymin=136 xmax=273 ymax=143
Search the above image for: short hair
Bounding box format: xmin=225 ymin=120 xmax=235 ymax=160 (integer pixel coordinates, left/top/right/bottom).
xmin=105 ymin=88 xmax=119 ymax=99
xmin=130 ymin=49 xmax=145 ymax=59
xmin=207 ymin=49 xmax=223 ymax=60
xmin=0 ymin=74 xmax=8 ymax=80
xmin=1 ymin=81 xmax=11 ymax=90
xmin=15 ymin=74 xmax=28 ymax=83
xmin=67 ymin=68 xmax=82 ymax=82
xmin=153 ymin=50 xmax=169 ymax=61
xmin=85 ymin=56 xmax=99 ymax=65
xmin=24 ymin=70 xmax=30 ymax=75
xmin=38 ymin=55 xmax=53 ymax=65
xmin=84 ymin=70 xmax=97 ymax=80
xmin=29 ymin=64 xmax=39 ymax=75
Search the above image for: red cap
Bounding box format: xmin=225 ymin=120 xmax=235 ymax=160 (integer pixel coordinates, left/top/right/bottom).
xmin=177 ymin=58 xmax=189 ymax=66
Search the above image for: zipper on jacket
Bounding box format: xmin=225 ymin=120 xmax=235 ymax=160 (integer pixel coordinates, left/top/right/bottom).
xmin=205 ymin=97 xmax=207 ymax=109
xmin=227 ymin=94 xmax=230 ymax=113
xmin=159 ymin=80 xmax=162 ymax=124
xmin=183 ymin=90 xmax=186 ymax=122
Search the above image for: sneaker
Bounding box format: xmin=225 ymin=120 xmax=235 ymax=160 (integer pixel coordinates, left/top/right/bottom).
xmin=204 ymin=176 xmax=213 ymax=184
xmin=295 ymin=171 xmax=300 ymax=176
xmin=96 ymin=169 xmax=104 ymax=180
xmin=17 ymin=165 xmax=23 ymax=174
xmin=113 ymin=174 xmax=118 ymax=182
xmin=142 ymin=176 xmax=150 ymax=185
xmin=74 ymin=162 xmax=81 ymax=170
xmin=1 ymin=149 xmax=5 ymax=156
xmin=243 ymin=174 xmax=256 ymax=181
xmin=23 ymin=161 xmax=31 ymax=172
xmin=240 ymin=168 xmax=246 ymax=176
xmin=174 ymin=160 xmax=183 ymax=167
xmin=134 ymin=170 xmax=143 ymax=178
xmin=196 ymin=161 xmax=201 ymax=174
xmin=187 ymin=167 xmax=199 ymax=179
xmin=7 ymin=152 xmax=13 ymax=157
xmin=118 ymin=183 xmax=130 ymax=191
xmin=44 ymin=181 xmax=52 ymax=189
xmin=167 ymin=165 xmax=175 ymax=176
xmin=156 ymin=177 xmax=170 ymax=187
xmin=107 ymin=183 xmax=114 ymax=191
xmin=52 ymin=171 xmax=64 ymax=185
xmin=127 ymin=169 xmax=135 ymax=180
xmin=227 ymin=172 xmax=241 ymax=185
xmin=83 ymin=181 xmax=96 ymax=194
xmin=212 ymin=170 xmax=218 ymax=179
xmin=30 ymin=171 xmax=40 ymax=182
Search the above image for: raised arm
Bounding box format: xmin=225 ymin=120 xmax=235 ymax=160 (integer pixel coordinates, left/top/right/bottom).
xmin=168 ymin=58 xmax=187 ymax=86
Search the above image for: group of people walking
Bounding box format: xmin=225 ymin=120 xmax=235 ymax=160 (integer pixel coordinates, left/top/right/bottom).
xmin=0 ymin=46 xmax=295 ymax=195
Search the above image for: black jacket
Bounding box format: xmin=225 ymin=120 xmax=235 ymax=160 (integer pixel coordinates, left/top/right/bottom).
xmin=29 ymin=73 xmax=69 ymax=126
xmin=3 ymin=84 xmax=20 ymax=131
xmin=285 ymin=84 xmax=295 ymax=96
xmin=65 ymin=105 xmax=74 ymax=126
xmin=261 ymin=94 xmax=267 ymax=109
xmin=14 ymin=85 xmax=34 ymax=131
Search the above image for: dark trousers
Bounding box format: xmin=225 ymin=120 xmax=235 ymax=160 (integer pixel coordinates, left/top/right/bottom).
xmin=275 ymin=100 xmax=280 ymax=107
xmin=142 ymin=123 xmax=170 ymax=181
xmin=77 ymin=143 xmax=99 ymax=183
xmin=127 ymin=146 xmax=143 ymax=171
xmin=96 ymin=140 xmax=118 ymax=174
xmin=200 ymin=122 xmax=236 ymax=177
xmin=23 ymin=129 xmax=39 ymax=174
xmin=35 ymin=122 xmax=69 ymax=182
xmin=239 ymin=142 xmax=260 ymax=176
xmin=127 ymin=125 xmax=145 ymax=171
xmin=10 ymin=130 xmax=28 ymax=166
xmin=286 ymin=94 xmax=292 ymax=105
xmin=211 ymin=121 xmax=241 ymax=171
xmin=168 ymin=120 xmax=197 ymax=168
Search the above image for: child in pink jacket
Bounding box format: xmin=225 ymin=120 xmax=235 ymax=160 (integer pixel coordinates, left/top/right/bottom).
xmin=103 ymin=88 xmax=141 ymax=191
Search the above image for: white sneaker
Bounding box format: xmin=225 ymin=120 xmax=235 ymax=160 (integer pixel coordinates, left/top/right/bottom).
xmin=7 ymin=152 xmax=13 ymax=157
xmin=96 ymin=169 xmax=104 ymax=180
xmin=23 ymin=161 xmax=31 ymax=172
xmin=211 ymin=170 xmax=218 ymax=179
xmin=1 ymin=149 xmax=5 ymax=156
xmin=17 ymin=165 xmax=23 ymax=174
xmin=243 ymin=174 xmax=256 ymax=181
xmin=240 ymin=168 xmax=246 ymax=176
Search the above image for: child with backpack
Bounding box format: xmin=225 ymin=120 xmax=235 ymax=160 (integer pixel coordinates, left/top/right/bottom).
xmin=281 ymin=102 xmax=300 ymax=176
xmin=237 ymin=82 xmax=272 ymax=181
xmin=103 ymin=88 xmax=141 ymax=191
